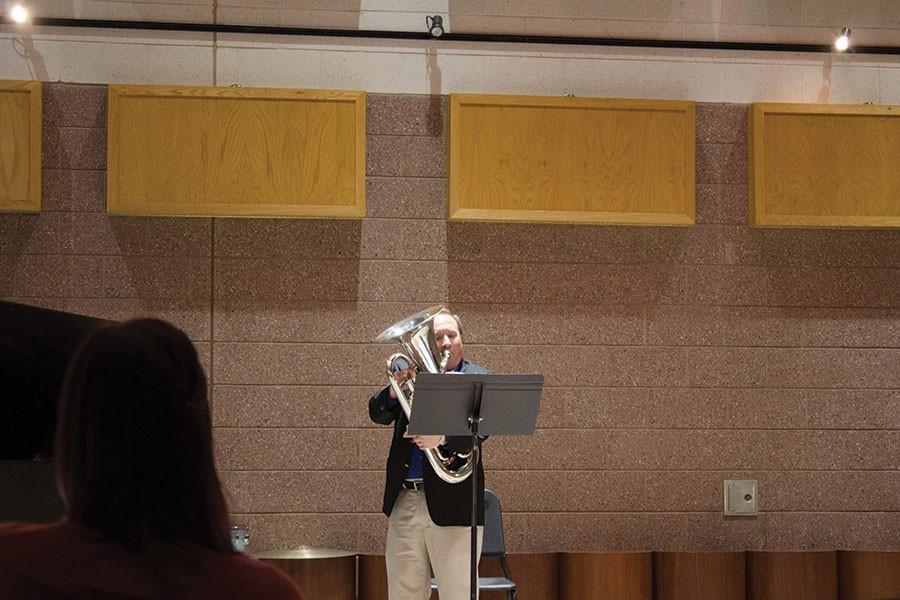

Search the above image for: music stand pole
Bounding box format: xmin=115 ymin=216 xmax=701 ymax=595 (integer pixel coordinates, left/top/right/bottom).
xmin=467 ymin=382 xmax=484 ymax=600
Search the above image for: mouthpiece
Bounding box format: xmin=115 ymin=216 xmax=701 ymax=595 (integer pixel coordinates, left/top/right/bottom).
xmin=439 ymin=349 xmax=451 ymax=373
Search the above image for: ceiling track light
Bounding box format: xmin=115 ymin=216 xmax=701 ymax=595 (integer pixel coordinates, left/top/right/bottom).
xmin=426 ymin=15 xmax=444 ymax=39
xmin=2 ymin=15 xmax=896 ymax=56
xmin=835 ymin=27 xmax=851 ymax=51
xmin=10 ymin=3 xmax=29 ymax=24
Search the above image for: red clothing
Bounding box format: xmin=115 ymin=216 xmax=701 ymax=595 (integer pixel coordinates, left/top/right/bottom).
xmin=0 ymin=521 xmax=304 ymax=600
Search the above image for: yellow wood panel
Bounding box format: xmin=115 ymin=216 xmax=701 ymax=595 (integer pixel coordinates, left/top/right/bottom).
xmin=449 ymin=94 xmax=695 ymax=225
xmin=750 ymin=103 xmax=900 ymax=228
xmin=0 ymin=80 xmax=41 ymax=212
xmin=108 ymin=85 xmax=365 ymax=218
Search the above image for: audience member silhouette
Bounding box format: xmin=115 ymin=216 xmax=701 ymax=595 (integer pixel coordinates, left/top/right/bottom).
xmin=0 ymin=318 xmax=304 ymax=599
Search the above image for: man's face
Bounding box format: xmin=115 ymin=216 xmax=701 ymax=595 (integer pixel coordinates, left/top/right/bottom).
xmin=432 ymin=313 xmax=463 ymax=371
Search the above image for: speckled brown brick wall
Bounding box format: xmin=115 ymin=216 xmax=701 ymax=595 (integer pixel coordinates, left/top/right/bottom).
xmin=2 ymin=86 xmax=899 ymax=553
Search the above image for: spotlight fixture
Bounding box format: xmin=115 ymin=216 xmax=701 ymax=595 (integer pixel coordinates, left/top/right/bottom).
xmin=426 ymin=15 xmax=444 ymax=38
xmin=10 ymin=3 xmax=29 ymax=23
xmin=835 ymin=27 xmax=851 ymax=51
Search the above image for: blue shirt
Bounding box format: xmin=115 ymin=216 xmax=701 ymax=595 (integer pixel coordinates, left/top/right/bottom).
xmin=394 ymin=360 xmax=463 ymax=480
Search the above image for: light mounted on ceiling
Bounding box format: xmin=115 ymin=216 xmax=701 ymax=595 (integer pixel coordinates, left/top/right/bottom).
xmin=835 ymin=27 xmax=851 ymax=51
xmin=9 ymin=4 xmax=29 ymax=24
xmin=426 ymin=15 xmax=444 ymax=38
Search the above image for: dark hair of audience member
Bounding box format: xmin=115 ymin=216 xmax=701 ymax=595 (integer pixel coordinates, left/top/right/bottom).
xmin=54 ymin=318 xmax=232 ymax=553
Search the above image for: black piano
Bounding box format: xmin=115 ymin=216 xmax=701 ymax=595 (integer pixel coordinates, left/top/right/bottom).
xmin=0 ymin=300 xmax=111 ymax=522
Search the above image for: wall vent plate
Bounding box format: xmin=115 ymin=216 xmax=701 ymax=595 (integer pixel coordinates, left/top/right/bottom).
xmin=724 ymin=480 xmax=758 ymax=516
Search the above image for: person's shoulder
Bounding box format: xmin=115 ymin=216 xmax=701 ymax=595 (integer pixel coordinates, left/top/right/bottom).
xmin=220 ymin=553 xmax=304 ymax=599
xmin=0 ymin=521 xmax=66 ymax=548
xmin=461 ymin=360 xmax=489 ymax=374
xmin=0 ymin=521 xmax=56 ymax=535
xmin=0 ymin=521 xmax=70 ymax=572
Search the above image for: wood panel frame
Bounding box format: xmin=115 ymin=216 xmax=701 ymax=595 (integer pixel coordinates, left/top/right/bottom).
xmin=107 ymin=84 xmax=366 ymax=218
xmin=749 ymin=103 xmax=900 ymax=228
xmin=449 ymin=93 xmax=695 ymax=225
xmin=0 ymin=80 xmax=42 ymax=212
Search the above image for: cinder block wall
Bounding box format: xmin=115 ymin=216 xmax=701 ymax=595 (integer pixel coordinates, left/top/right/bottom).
xmin=1 ymin=84 xmax=899 ymax=552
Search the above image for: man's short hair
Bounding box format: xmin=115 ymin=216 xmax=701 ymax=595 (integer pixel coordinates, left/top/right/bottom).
xmin=436 ymin=309 xmax=463 ymax=337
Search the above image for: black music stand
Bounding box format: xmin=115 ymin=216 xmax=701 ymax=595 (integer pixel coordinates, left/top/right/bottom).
xmin=408 ymin=373 xmax=543 ymax=600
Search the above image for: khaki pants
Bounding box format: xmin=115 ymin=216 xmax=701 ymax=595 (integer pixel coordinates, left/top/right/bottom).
xmin=386 ymin=489 xmax=484 ymax=600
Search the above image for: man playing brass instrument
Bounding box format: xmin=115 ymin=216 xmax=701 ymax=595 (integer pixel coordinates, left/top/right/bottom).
xmin=369 ymin=310 xmax=488 ymax=600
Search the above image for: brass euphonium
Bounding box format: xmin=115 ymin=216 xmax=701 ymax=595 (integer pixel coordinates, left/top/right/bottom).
xmin=375 ymin=305 xmax=474 ymax=484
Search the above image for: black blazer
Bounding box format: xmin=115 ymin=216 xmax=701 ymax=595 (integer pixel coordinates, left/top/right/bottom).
xmin=368 ymin=359 xmax=488 ymax=526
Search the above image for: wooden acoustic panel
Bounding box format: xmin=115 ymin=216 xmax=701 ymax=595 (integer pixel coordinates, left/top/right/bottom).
xmin=838 ymin=551 xmax=900 ymax=600
xmin=260 ymin=556 xmax=355 ymax=600
xmin=358 ymin=554 xmax=388 ymax=600
xmin=0 ymin=80 xmax=41 ymax=212
xmin=449 ymin=94 xmax=695 ymax=225
xmin=747 ymin=551 xmax=837 ymax=600
xmin=485 ymin=553 xmax=559 ymax=600
xmin=107 ymin=85 xmax=365 ymax=218
xmin=560 ymin=552 xmax=652 ymax=600
xmin=655 ymin=552 xmax=746 ymax=600
xmin=750 ymin=103 xmax=900 ymax=228
xmin=357 ymin=553 xmax=558 ymax=600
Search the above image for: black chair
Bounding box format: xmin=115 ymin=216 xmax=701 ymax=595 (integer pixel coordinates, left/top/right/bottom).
xmin=430 ymin=489 xmax=517 ymax=600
